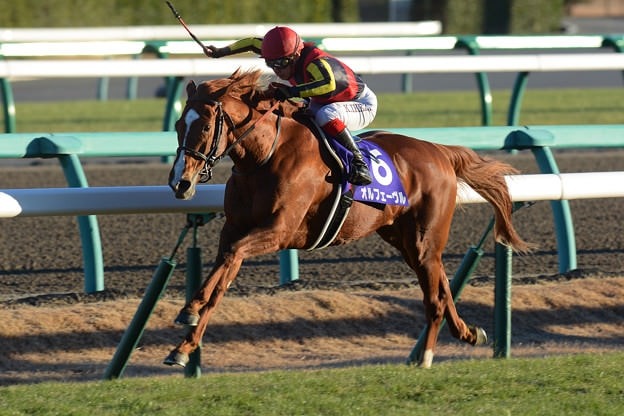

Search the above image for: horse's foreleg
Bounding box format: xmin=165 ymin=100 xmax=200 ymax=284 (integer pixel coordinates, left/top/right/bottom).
xmin=174 ymin=256 xmax=241 ymax=325
xmin=165 ymin=223 xmax=290 ymax=367
xmin=164 ymin=259 xmax=241 ymax=367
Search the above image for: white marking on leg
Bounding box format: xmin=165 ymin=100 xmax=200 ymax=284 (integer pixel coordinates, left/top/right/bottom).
xmin=420 ymin=349 xmax=434 ymax=368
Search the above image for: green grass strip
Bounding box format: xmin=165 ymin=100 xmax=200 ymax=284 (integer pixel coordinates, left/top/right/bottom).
xmin=1 ymin=352 xmax=622 ymax=415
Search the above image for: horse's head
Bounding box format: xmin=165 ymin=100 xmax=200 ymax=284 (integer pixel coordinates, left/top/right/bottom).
xmin=168 ymin=69 xmax=300 ymax=199
xmin=168 ymin=69 xmax=260 ymax=199
xmin=168 ymin=79 xmax=226 ymax=199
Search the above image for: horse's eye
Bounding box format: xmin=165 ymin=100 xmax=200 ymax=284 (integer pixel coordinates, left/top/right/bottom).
xmin=202 ymin=125 xmax=210 ymax=133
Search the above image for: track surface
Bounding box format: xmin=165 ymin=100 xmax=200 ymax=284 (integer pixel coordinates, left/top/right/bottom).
xmin=0 ymin=149 xmax=623 ymax=384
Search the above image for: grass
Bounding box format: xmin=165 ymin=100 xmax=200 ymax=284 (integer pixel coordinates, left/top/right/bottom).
xmin=7 ymin=87 xmax=624 ymax=133
xmin=1 ymin=352 xmax=623 ymax=415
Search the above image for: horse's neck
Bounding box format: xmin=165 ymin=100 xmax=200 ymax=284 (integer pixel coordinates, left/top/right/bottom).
xmin=227 ymin=117 xmax=280 ymax=173
xmin=227 ymin=100 xmax=308 ymax=174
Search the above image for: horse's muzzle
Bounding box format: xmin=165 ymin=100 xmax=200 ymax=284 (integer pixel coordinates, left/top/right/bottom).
xmin=170 ymin=179 xmax=196 ymax=200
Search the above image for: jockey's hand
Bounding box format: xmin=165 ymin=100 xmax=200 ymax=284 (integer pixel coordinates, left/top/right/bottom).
xmin=205 ymin=45 xmax=227 ymax=58
xmin=269 ymin=82 xmax=293 ymax=102
xmin=299 ymin=98 xmax=310 ymax=109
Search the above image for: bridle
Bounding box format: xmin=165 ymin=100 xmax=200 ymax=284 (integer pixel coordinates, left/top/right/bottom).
xmin=176 ymin=99 xmax=281 ymax=182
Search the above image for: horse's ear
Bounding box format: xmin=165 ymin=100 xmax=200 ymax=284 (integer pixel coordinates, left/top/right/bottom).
xmin=186 ymin=80 xmax=197 ymax=98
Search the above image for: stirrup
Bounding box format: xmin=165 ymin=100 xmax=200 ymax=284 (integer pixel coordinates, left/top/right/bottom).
xmin=349 ymin=164 xmax=372 ymax=186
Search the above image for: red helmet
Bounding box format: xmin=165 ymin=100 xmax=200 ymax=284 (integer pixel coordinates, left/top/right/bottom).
xmin=261 ymin=26 xmax=303 ymax=59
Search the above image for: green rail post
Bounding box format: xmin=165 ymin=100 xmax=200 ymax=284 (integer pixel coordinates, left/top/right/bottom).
xmin=103 ymin=213 xmax=215 ymax=380
xmin=184 ymin=214 xmax=208 ymax=378
xmin=103 ymin=257 xmax=177 ymax=379
xmin=97 ymin=61 xmax=110 ymax=101
xmin=161 ymin=75 xmax=185 ymax=163
xmin=0 ymin=78 xmax=16 ymax=133
xmin=504 ymin=130 xmax=577 ymax=273
xmin=57 ymin=152 xmax=105 ymax=293
xmin=23 ymin=136 xmax=105 ymax=292
xmin=162 ymin=76 xmax=185 ymax=132
xmin=183 ymin=213 xmax=219 ymax=378
xmin=185 ymin=245 xmax=202 ymax=378
xmin=279 ymin=249 xmax=300 ymax=285
xmin=401 ymin=50 xmax=414 ymax=93
xmin=507 ymin=71 xmax=530 ymax=126
xmin=493 ymin=242 xmax=513 ymax=358
xmin=602 ymin=35 xmax=624 ymax=83
xmin=455 ymin=36 xmax=493 ymax=126
xmin=125 ymin=54 xmax=140 ymax=100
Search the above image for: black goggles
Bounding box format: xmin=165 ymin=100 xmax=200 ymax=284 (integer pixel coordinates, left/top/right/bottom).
xmin=265 ymin=56 xmax=295 ymax=70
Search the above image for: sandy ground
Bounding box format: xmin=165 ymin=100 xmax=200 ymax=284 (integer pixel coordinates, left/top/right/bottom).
xmin=0 ymin=149 xmax=623 ymax=385
xmin=1 ymin=278 xmax=623 ymax=385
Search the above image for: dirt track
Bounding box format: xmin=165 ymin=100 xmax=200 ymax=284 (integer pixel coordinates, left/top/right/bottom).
xmin=0 ymin=149 xmax=623 ymax=384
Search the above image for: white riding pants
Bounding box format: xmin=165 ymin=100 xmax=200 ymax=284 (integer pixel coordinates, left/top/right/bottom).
xmin=308 ymin=85 xmax=378 ymax=131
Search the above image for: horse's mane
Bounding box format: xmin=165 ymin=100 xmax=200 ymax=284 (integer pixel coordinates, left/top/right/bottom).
xmin=196 ymin=68 xmax=264 ymax=103
xmin=194 ymin=68 xmax=303 ymax=118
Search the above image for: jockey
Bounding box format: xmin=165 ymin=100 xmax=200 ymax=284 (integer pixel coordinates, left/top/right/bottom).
xmin=206 ymin=26 xmax=376 ymax=186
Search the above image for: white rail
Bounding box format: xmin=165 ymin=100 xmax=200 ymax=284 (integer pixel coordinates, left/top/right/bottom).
xmin=2 ymin=53 xmax=624 ymax=80
xmin=457 ymin=172 xmax=624 ymax=203
xmin=2 ymin=172 xmax=623 ymax=218
xmin=0 ymin=22 xmax=442 ymax=43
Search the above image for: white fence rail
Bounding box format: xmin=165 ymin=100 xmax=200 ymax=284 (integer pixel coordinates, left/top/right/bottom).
xmin=0 ymin=22 xmax=442 ymax=43
xmin=2 ymin=172 xmax=624 ymax=218
xmin=3 ymin=53 xmax=624 ymax=79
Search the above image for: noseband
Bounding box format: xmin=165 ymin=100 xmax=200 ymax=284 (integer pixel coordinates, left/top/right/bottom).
xmin=177 ymin=99 xmax=281 ymax=182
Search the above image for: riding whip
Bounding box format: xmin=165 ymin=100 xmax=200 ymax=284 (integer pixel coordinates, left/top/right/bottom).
xmin=165 ymin=1 xmax=212 ymax=56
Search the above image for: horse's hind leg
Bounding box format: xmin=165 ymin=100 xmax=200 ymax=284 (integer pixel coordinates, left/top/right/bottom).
xmin=378 ymin=212 xmax=485 ymax=368
xmin=439 ymin=273 xmax=488 ymax=346
xmin=415 ymin=253 xmax=487 ymax=367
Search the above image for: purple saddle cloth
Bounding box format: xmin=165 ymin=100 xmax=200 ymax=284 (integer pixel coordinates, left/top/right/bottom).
xmin=328 ymin=136 xmax=409 ymax=207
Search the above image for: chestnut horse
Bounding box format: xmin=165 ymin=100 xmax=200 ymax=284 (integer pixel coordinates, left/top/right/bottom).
xmin=165 ymin=69 xmax=528 ymax=369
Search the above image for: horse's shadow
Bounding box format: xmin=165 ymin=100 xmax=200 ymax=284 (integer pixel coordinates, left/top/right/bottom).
xmin=1 ymin=296 xmax=622 ymax=385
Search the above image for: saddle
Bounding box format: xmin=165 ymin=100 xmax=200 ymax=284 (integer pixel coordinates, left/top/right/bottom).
xmin=293 ymin=112 xmax=409 ymax=250
xmin=298 ymin=115 xmax=354 ymax=250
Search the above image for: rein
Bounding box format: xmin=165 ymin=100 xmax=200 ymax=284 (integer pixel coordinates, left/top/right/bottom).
xmin=219 ymin=100 xmax=282 ymax=166
xmin=178 ymin=100 xmax=281 ymax=182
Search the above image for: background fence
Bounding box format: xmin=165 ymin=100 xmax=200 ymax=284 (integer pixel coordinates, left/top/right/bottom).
xmin=2 ymin=27 xmax=624 ymax=132
xmin=2 ymin=125 xmax=624 ymax=292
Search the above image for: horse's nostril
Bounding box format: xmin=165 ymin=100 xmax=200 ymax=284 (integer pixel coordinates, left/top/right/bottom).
xmin=177 ymin=180 xmax=191 ymax=193
xmin=173 ymin=180 xmax=195 ymax=199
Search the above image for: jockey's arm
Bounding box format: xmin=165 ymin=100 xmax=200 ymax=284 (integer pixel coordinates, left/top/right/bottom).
xmin=209 ymin=37 xmax=263 ymax=58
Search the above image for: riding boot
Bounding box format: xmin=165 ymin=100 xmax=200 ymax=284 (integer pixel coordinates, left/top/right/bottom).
xmin=334 ymin=128 xmax=372 ymax=186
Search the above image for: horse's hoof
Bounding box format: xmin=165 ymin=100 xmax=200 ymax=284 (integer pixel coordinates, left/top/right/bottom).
xmin=163 ymin=350 xmax=189 ymax=367
xmin=174 ymin=310 xmax=199 ymax=326
xmin=470 ymin=326 xmax=488 ymax=345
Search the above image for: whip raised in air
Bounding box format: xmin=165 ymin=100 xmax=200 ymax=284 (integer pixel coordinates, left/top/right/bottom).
xmin=165 ymin=1 xmax=212 ymax=56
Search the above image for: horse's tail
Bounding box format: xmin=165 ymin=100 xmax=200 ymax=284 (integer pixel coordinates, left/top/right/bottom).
xmin=440 ymin=144 xmax=532 ymax=253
